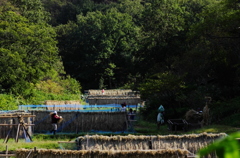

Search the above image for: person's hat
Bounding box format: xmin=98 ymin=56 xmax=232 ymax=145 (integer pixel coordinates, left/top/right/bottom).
xmin=54 ymin=111 xmax=57 ymax=114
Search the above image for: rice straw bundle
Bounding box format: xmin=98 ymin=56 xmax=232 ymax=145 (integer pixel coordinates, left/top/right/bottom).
xmin=77 ymin=133 xmax=226 ymax=153
xmin=31 ymin=111 xmax=127 ymax=133
xmin=16 ymin=149 xmax=189 ymax=158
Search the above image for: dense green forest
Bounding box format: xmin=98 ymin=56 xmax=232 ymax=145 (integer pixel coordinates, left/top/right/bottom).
xmin=0 ymin=0 xmax=240 ymax=125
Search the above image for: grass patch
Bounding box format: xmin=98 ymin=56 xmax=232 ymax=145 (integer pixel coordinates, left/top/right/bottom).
xmin=187 ymin=124 xmax=239 ymax=134
xmin=0 ymin=138 xmax=63 ymax=151
xmin=134 ymin=120 xmax=239 ymax=135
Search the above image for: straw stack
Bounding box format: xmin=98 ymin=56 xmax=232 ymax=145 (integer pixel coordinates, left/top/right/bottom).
xmin=88 ymin=89 xmax=134 ymax=96
xmin=76 ymin=133 xmax=226 ymax=154
xmin=16 ymin=149 xmax=189 ymax=158
xmin=45 ymin=100 xmax=81 ymax=111
xmin=87 ymin=89 xmax=141 ymax=105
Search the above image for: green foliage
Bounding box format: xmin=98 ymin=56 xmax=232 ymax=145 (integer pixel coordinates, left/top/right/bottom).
xmin=139 ymin=72 xmax=188 ymax=121
xmin=0 ymin=4 xmax=60 ymax=95
xmin=198 ymin=132 xmax=240 ymax=158
xmin=187 ymin=0 xmax=240 ymax=98
xmin=139 ymin=72 xmax=185 ymax=100
xmin=136 ymin=0 xmax=186 ymax=74
xmin=61 ymin=76 xmax=82 ymax=94
xmin=210 ymin=97 xmax=240 ymax=126
xmin=0 ymin=0 xmax=80 ymax=103
xmin=36 ymin=80 xmax=64 ymax=94
xmin=187 ymin=125 xmax=238 ymax=135
xmin=35 ymin=75 xmax=82 ymax=95
xmin=142 ymin=0 xmax=185 ymax=43
xmin=10 ymin=0 xmax=50 ymax=23
xmin=117 ymin=0 xmax=144 ymax=24
xmin=41 ymin=0 xmax=99 ymax=26
xmin=220 ymin=113 xmax=240 ymax=127
xmin=0 ymin=138 xmax=63 ymax=151
xmin=58 ymin=7 xmax=141 ymax=89
xmin=0 ymin=90 xmax=80 ymax=110
xmin=0 ymin=94 xmax=18 ymax=110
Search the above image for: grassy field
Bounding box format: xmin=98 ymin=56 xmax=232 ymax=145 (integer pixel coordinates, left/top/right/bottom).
xmin=0 ymin=134 xmax=74 ymax=151
xmin=134 ymin=120 xmax=240 ymax=135
xmin=0 ymin=120 xmax=239 ymax=151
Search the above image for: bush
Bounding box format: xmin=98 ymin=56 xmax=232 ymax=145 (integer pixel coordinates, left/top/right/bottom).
xmin=210 ymin=97 xmax=240 ymax=126
xmin=23 ymin=90 xmax=81 ymax=105
xmin=0 ymin=94 xmax=18 ymax=110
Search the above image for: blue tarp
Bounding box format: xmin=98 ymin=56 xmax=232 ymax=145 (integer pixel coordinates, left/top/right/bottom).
xmin=18 ymin=104 xmax=139 ymax=112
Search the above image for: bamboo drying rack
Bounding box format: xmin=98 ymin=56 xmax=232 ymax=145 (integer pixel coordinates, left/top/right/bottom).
xmin=0 ymin=114 xmax=36 ymax=143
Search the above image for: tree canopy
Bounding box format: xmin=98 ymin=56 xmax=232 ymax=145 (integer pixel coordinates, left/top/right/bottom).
xmin=0 ymin=0 xmax=81 ymax=109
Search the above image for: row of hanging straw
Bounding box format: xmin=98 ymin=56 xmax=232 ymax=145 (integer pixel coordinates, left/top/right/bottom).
xmin=88 ymin=89 xmax=134 ymax=96
xmin=16 ymin=149 xmax=189 ymax=158
xmin=76 ymin=133 xmax=226 ymax=154
xmin=31 ymin=111 xmax=128 ymax=133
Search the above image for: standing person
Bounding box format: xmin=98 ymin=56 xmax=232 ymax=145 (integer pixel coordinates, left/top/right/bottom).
xmin=128 ymin=108 xmax=135 ymax=120
xmin=157 ymin=105 xmax=165 ymax=129
xmin=121 ymin=102 xmax=127 ymax=112
xmin=50 ymin=111 xmax=62 ymax=135
xmin=127 ymin=108 xmax=135 ymax=131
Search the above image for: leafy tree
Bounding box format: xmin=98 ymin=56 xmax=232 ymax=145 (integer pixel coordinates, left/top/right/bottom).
xmin=186 ymin=0 xmax=240 ymax=99
xmin=135 ymin=0 xmax=186 ymax=79
xmin=41 ymin=0 xmax=111 ymax=26
xmin=57 ymin=8 xmax=140 ymax=89
xmin=10 ymin=0 xmax=50 ymax=23
xmin=116 ymin=0 xmax=144 ymax=25
xmin=139 ymin=72 xmax=187 ymax=120
xmin=0 ymin=1 xmax=77 ymax=99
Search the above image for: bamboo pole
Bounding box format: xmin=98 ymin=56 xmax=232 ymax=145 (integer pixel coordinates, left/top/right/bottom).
xmin=0 ymin=115 xmax=36 ymax=118
xmin=0 ymin=124 xmax=35 ymax=126
xmin=15 ymin=123 xmax=20 ymax=142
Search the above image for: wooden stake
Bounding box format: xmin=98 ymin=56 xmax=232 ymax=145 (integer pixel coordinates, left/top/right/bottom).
xmin=3 ymin=129 xmax=12 ymax=143
xmin=5 ymin=145 xmax=8 ymax=158
xmin=15 ymin=123 xmax=20 ymax=142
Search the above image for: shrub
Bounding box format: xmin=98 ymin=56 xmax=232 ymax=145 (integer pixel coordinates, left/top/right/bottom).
xmin=210 ymin=97 xmax=240 ymax=126
xmin=0 ymin=94 xmax=18 ymax=110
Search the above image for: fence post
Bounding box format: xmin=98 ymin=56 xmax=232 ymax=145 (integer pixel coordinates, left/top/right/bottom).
xmin=33 ymin=147 xmax=37 ymax=158
xmin=5 ymin=145 xmax=8 ymax=158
